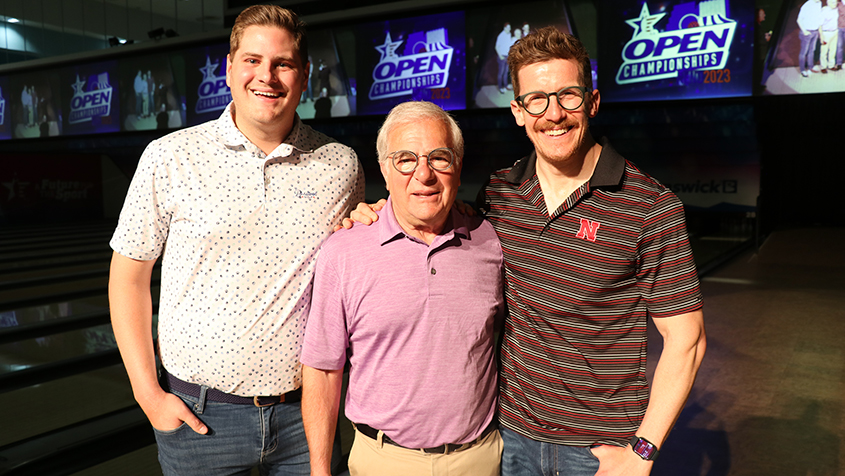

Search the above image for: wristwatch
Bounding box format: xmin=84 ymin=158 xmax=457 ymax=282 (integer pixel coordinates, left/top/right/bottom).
xmin=629 ymin=436 xmax=660 ymax=461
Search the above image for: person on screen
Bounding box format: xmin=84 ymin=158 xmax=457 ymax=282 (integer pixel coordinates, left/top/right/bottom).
xmin=836 ymin=0 xmax=845 ymax=70
xmin=301 ymin=101 xmax=504 ymax=476
xmin=146 ymin=70 xmax=154 ymax=115
xmin=20 ymin=86 xmax=31 ymax=126
xmin=755 ymin=8 xmax=772 ymax=92
xmin=318 ymin=59 xmax=331 ymax=96
xmin=133 ymin=71 xmax=145 ymax=118
xmin=797 ymin=0 xmax=823 ymax=77
xmin=108 ymin=5 xmax=364 ymax=475
xmin=302 ymin=55 xmax=314 ymax=102
xmin=314 ymin=87 xmax=332 ymax=118
xmin=820 ymin=0 xmax=839 ymax=73
xmin=346 ymin=27 xmax=706 ymax=476
xmin=496 ymin=23 xmax=513 ymax=94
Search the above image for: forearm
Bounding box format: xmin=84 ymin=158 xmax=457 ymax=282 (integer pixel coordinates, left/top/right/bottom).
xmin=301 ymin=365 xmax=343 ymax=476
xmin=636 ymin=311 xmax=706 ymax=447
xmin=108 ymin=252 xmax=163 ymax=406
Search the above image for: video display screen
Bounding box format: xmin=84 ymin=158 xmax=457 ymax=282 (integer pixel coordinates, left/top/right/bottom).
xmin=296 ymin=28 xmax=354 ymax=119
xmin=62 ymin=60 xmax=120 ymax=135
xmin=467 ymin=1 xmax=574 ymax=109
xmin=599 ymin=0 xmax=754 ymax=102
xmin=118 ymin=53 xmax=185 ymax=131
xmin=759 ymin=0 xmax=845 ymax=95
xmin=0 ymin=76 xmax=11 ymax=140
xmin=355 ymin=10 xmax=467 ymax=115
xmin=9 ymin=71 xmax=63 ymax=138
xmin=185 ymin=43 xmax=231 ymax=126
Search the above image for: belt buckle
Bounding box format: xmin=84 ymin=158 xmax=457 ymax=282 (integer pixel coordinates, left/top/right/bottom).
xmin=253 ymin=394 xmax=284 ymax=407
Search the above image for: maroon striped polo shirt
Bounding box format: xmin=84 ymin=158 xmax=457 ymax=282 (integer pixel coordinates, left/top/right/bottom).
xmin=478 ymin=137 xmax=702 ymax=446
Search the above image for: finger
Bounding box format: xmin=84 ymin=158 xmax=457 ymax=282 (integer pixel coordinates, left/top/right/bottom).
xmin=372 ymin=198 xmax=387 ymax=212
xmin=181 ymin=411 xmax=208 ymax=434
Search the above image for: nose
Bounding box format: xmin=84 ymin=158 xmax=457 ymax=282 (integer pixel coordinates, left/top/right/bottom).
xmin=544 ymin=94 xmax=565 ymax=122
xmin=413 ymin=157 xmax=437 ymax=183
xmin=258 ymin=63 xmax=276 ymax=84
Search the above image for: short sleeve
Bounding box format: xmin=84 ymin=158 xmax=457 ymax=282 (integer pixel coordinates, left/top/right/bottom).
xmin=109 ymin=140 xmax=173 ymax=261
xmin=301 ymin=243 xmax=349 ymax=371
xmin=636 ymin=189 xmax=703 ymax=318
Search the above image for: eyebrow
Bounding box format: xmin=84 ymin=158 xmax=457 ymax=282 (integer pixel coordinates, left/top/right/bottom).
xmin=238 ymin=51 xmax=298 ymax=64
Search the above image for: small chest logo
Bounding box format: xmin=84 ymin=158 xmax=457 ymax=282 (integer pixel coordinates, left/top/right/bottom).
xmin=575 ymin=218 xmax=601 ymax=242
xmin=294 ymin=189 xmax=318 ymax=200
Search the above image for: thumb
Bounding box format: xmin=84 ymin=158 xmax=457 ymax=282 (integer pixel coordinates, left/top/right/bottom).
xmin=180 ymin=410 xmax=208 ymax=434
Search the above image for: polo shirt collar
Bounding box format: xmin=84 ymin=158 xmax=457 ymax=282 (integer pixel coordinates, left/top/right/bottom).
xmin=215 ymin=102 xmax=313 ymax=157
xmin=504 ymin=136 xmax=625 ymax=190
xmin=378 ymin=196 xmax=470 ymax=246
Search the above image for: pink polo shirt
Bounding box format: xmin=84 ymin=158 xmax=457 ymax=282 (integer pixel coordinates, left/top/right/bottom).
xmin=301 ymin=197 xmax=504 ymax=448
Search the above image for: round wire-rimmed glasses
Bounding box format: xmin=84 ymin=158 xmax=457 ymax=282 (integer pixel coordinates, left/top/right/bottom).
xmin=387 ymin=148 xmax=456 ymax=174
xmin=515 ymin=85 xmax=588 ymax=115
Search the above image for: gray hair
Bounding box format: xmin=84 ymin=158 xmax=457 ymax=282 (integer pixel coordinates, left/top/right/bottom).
xmin=376 ymin=101 xmax=464 ymax=165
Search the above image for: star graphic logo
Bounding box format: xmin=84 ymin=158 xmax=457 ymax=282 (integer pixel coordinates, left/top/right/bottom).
xmin=2 ymin=178 xmax=29 ymax=200
xmin=200 ymin=56 xmax=220 ymax=80
xmin=626 ymin=3 xmax=666 ymax=38
xmin=375 ymin=32 xmax=403 ymax=61
xmin=71 ymin=74 xmax=87 ymax=96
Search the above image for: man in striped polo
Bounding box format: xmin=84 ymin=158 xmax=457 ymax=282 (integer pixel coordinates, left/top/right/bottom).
xmin=476 ymin=27 xmax=706 ymax=476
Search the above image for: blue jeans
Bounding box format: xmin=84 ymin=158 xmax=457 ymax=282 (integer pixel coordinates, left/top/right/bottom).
xmin=799 ymin=30 xmax=819 ymax=72
xmin=500 ymin=427 xmax=599 ymax=476
xmin=837 ymin=27 xmax=844 ymax=66
xmin=497 ymin=57 xmax=509 ymax=90
xmin=154 ymin=388 xmax=311 ymax=476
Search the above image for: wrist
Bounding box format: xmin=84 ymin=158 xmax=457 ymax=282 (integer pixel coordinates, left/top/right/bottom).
xmin=629 ymin=435 xmax=660 ymax=461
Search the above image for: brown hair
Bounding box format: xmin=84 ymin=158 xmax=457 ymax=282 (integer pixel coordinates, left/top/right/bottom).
xmin=507 ymin=26 xmax=592 ymax=97
xmin=230 ymin=5 xmax=308 ymax=68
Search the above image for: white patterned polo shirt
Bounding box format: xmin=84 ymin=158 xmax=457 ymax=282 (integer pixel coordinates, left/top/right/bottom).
xmin=110 ymin=104 xmax=365 ymax=396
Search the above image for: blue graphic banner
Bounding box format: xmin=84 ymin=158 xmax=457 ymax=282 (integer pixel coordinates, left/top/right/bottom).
xmin=356 ymin=11 xmax=466 ymax=115
xmin=599 ymin=0 xmax=754 ymax=102
xmin=62 ymin=61 xmax=120 ymax=135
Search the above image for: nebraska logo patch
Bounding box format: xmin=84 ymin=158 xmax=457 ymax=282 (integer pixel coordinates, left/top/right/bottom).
xmin=575 ymin=218 xmax=601 ymax=242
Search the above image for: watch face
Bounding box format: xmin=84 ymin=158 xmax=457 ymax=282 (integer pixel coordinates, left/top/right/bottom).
xmin=632 ymin=438 xmax=657 ymax=459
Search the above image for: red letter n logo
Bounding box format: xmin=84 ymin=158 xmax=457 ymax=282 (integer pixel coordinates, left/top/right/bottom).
xmin=576 ymin=218 xmax=601 ymax=242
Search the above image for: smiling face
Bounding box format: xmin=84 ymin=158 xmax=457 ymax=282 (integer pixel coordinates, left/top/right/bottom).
xmin=226 ymin=25 xmax=308 ymax=143
xmin=510 ymin=58 xmax=599 ymax=168
xmin=380 ymin=118 xmax=461 ymax=239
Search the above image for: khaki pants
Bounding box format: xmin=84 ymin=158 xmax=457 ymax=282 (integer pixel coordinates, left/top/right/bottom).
xmin=348 ymin=427 xmax=502 ymax=476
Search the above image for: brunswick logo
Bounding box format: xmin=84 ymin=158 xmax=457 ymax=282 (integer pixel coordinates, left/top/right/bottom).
xmin=69 ymin=73 xmax=112 ymax=124
xmin=616 ymin=0 xmax=736 ymax=85
xmin=369 ymin=29 xmax=453 ymax=101
xmin=196 ymin=56 xmax=231 ymax=114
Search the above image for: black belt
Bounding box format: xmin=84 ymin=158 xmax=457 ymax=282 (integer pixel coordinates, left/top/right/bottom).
xmin=164 ymin=371 xmax=301 ymax=407
xmin=354 ymin=420 xmax=497 ymax=454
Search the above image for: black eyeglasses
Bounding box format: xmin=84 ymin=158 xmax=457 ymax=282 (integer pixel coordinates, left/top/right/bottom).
xmin=515 ymin=86 xmax=588 ymax=115
xmin=387 ymin=148 xmax=456 ymax=174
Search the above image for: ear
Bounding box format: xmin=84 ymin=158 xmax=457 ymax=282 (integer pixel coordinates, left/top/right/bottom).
xmin=225 ymin=54 xmax=233 ymax=88
xmin=379 ymin=160 xmax=391 ymax=192
xmin=587 ymin=89 xmax=601 ymax=118
xmin=510 ymin=100 xmax=525 ymax=127
xmin=302 ymin=61 xmax=311 ymax=89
